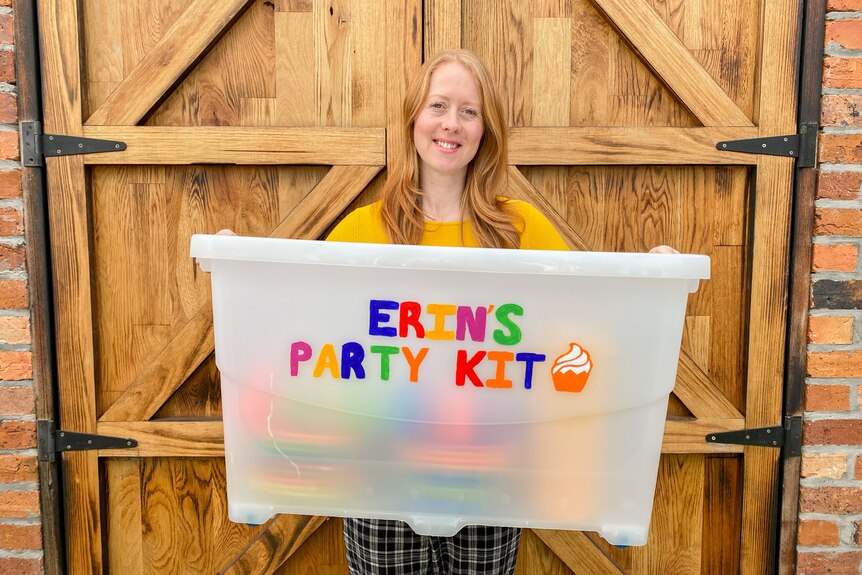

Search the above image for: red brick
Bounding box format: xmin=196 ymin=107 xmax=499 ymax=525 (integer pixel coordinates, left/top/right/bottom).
xmin=0 ymin=558 xmax=42 ymax=575
xmin=815 ymin=209 xmax=862 ymax=236
xmin=0 ymin=129 xmax=18 ymax=161
xmin=819 ymin=133 xmax=862 ymax=163
xmin=802 ymin=453 xmax=848 ymax=478
xmin=807 ymin=350 xmax=862 ymax=377
xmin=798 ymin=519 xmax=841 ymax=546
xmin=828 ymin=0 xmax=862 ymax=10
xmin=0 ymin=315 xmax=30 ymax=344
xmin=818 ymin=171 xmax=862 ymax=200
xmin=0 ymin=205 xmax=24 ymax=237
xmin=812 ymin=279 xmax=862 ymax=309
xmin=0 ymin=491 xmax=39 ymax=518
xmin=822 ymin=94 xmax=862 ymax=127
xmin=804 ymin=419 xmax=862 ymax=445
xmin=0 ymin=50 xmax=14 ymax=85
xmin=0 ymin=524 xmax=41 ymax=550
xmin=0 ymin=386 xmax=34 ymax=415
xmin=801 ymin=486 xmax=862 ymax=513
xmin=812 ymin=243 xmax=858 ymax=271
xmin=0 ymin=242 xmax=26 ymax=272
xmin=0 ymin=91 xmax=16 ymax=124
xmin=827 ymin=19 xmax=862 ymax=50
xmin=0 ymin=279 xmax=28 ymax=308
xmin=797 ymin=551 xmax=862 ymax=575
xmin=0 ymin=420 xmax=36 ymax=449
xmin=857 ymin=456 xmax=862 ymax=479
xmin=0 ymin=454 xmax=37 ymax=482
xmin=808 ymin=315 xmax=854 ymax=344
xmin=0 ymin=350 xmax=31 ymax=380
xmin=0 ymin=14 xmax=12 ymax=45
xmin=824 ymin=57 xmax=862 ymax=89
xmin=805 ymin=384 xmax=851 ymax=411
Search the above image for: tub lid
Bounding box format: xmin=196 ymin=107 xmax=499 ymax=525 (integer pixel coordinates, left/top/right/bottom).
xmin=191 ymin=235 xmax=710 ymax=281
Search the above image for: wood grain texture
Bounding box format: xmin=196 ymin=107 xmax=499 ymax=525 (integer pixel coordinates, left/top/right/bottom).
xmin=739 ymin=0 xmax=800 ymax=569
xmin=508 ymin=127 xmax=759 ymax=165
xmin=37 ymin=0 xmax=104 ymax=571
xmin=633 ymin=455 xmax=704 ymax=574
xmin=107 ymin=459 xmax=144 ymax=573
xmin=703 ymin=455 xmax=743 ymax=573
xmin=140 ymin=458 xmax=261 ymax=573
xmin=533 ymin=530 xmax=624 ymax=574
xmin=274 ymin=517 xmax=347 ymax=574
xmin=315 ymin=0 xmax=351 ymax=127
xmin=99 ymin=165 xmax=381 ymax=422
xmin=86 ymin=0 xmax=255 ymax=125
xmin=98 ymin=421 xmax=224 ymax=458
xmin=81 ymin=126 xmax=386 ymax=165
xmin=532 ymin=18 xmax=571 ymax=127
xmin=515 ymin=528 xmax=580 ymax=575
xmin=592 ymin=0 xmax=752 ymax=127
xmin=220 ymin=515 xmax=328 ymax=574
xmin=663 ymin=418 xmax=744 ymax=454
xmin=349 ymin=0 xmax=386 ymax=126
xmin=424 ymin=0 xmax=461 ymax=59
xmin=386 ymin=0 xmax=422 ymax=162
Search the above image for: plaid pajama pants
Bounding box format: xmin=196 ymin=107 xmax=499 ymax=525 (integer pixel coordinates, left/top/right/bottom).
xmin=343 ymin=518 xmax=521 ymax=575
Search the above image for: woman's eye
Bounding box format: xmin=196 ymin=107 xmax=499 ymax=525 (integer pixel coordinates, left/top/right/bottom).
xmin=462 ymin=108 xmax=478 ymax=117
xmin=429 ymin=102 xmax=445 ymax=110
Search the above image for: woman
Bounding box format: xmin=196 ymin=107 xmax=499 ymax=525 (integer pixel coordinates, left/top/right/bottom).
xmin=327 ymin=49 xmax=567 ymax=575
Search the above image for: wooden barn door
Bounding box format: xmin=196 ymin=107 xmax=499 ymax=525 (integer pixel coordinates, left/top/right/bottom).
xmin=38 ymin=0 xmax=799 ymax=573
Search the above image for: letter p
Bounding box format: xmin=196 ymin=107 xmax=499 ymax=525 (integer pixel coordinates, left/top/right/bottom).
xmin=290 ymin=341 xmax=313 ymax=376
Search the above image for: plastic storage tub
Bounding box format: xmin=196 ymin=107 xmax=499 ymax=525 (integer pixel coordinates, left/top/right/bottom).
xmin=191 ymin=235 xmax=709 ymax=546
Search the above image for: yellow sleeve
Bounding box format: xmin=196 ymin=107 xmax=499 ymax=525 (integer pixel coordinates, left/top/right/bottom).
xmin=514 ymin=201 xmax=569 ymax=251
xmin=326 ymin=209 xmax=361 ymax=242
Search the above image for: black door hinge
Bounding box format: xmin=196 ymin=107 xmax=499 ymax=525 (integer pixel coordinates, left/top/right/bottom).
xmin=716 ymin=122 xmax=818 ymax=168
xmin=705 ymin=415 xmax=802 ymax=458
xmin=20 ymin=120 xmax=126 ymax=167
xmin=36 ymin=419 xmax=138 ymax=463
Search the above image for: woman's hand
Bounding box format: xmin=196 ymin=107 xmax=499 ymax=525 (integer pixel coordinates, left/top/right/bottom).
xmin=216 ymin=229 xmax=237 ymax=236
xmin=648 ymin=245 xmax=679 ymax=254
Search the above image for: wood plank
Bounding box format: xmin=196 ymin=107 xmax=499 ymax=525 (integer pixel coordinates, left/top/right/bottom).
xmin=275 ymin=10 xmax=315 ymax=126
xmin=740 ymin=0 xmax=799 ymax=569
xmin=514 ymin=529 xmax=572 ymax=575
xmin=350 ymin=0 xmax=386 ymax=126
xmin=107 ymin=459 xmax=144 ymax=573
xmin=96 ymin=417 xmax=743 ymax=458
xmin=99 ymin=165 xmax=382 ymax=422
xmin=81 ymin=126 xmax=386 ymax=165
xmin=633 ymin=455 xmax=704 ymax=574
xmin=220 ymin=515 xmax=328 ymax=574
xmin=534 ymin=530 xmax=624 ymax=574
xmin=272 ymin=517 xmax=347 ymax=574
xmin=591 ymin=0 xmax=752 ymax=127
xmin=424 ymin=0 xmax=461 ymax=59
xmin=386 ymin=0 xmax=422 ymax=162
xmin=532 ymin=18 xmax=571 ymax=127
xmin=86 ymin=0 xmax=255 ymax=126
xmin=98 ymin=421 xmax=224 ymax=457
xmin=509 ymin=127 xmax=759 ymax=165
xmin=570 ymin=1 xmax=610 ymax=125
xmin=703 ymin=456 xmax=743 ymax=574
xmin=37 ymin=1 xmax=103 ymax=572
xmin=315 ymin=0 xmax=351 ymax=127
xmin=663 ymin=418 xmax=744 ymax=454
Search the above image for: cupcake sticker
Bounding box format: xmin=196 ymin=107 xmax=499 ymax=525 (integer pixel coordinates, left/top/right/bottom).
xmin=551 ymin=343 xmax=593 ymax=392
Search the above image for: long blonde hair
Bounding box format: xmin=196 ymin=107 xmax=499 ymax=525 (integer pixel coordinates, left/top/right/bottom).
xmin=379 ymin=49 xmax=520 ymax=248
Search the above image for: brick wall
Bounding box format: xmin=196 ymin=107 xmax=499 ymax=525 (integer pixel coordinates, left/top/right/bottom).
xmin=797 ymin=1 xmax=862 ymax=574
xmin=0 ymin=1 xmax=42 ymax=574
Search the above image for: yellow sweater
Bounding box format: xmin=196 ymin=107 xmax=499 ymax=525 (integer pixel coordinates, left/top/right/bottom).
xmin=327 ymin=199 xmax=568 ymax=250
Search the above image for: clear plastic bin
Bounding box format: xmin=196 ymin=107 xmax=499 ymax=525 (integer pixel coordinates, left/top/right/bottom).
xmin=191 ymin=235 xmax=709 ymax=546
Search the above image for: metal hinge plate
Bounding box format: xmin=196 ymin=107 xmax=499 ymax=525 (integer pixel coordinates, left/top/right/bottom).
xmin=20 ymin=120 xmax=127 ymax=167
xmin=36 ymin=419 xmax=138 ymax=462
xmin=705 ymin=415 xmax=802 ymax=457
xmin=716 ymin=122 xmax=818 ymax=168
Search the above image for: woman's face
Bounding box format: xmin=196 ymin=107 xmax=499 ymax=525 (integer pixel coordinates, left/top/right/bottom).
xmin=413 ymin=61 xmax=484 ymax=183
